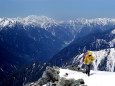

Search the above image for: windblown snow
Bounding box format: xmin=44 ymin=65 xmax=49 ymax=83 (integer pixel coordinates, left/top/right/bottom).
xmin=59 ymin=68 xmax=115 ymax=86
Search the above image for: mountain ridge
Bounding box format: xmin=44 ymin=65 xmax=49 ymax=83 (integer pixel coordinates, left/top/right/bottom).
xmin=1 ymin=15 xmax=115 ymax=30
xmin=1 ymin=15 xmax=115 ymax=85
xmin=49 ymin=28 xmax=115 ymax=71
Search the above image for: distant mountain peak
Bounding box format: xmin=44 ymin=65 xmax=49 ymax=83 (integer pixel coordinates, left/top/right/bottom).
xmin=22 ymin=15 xmax=57 ymax=27
xmin=1 ymin=16 xmax=115 ymax=31
xmin=68 ymin=18 xmax=115 ymax=26
xmin=0 ymin=15 xmax=57 ymax=29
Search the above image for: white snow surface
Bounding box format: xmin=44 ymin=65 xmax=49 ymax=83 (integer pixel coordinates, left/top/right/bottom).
xmin=59 ymin=68 xmax=115 ymax=86
xmin=69 ymin=18 xmax=115 ymax=25
xmin=1 ymin=16 xmax=115 ymax=31
xmin=72 ymin=48 xmax=115 ymax=72
xmin=0 ymin=15 xmax=57 ymax=29
xmin=109 ymin=39 xmax=115 ymax=47
xmin=111 ymin=29 xmax=115 ymax=34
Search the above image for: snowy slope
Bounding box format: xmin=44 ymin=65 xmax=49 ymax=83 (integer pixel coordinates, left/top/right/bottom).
xmin=67 ymin=18 xmax=115 ymax=33
xmin=69 ymin=18 xmax=115 ymax=25
xmin=59 ymin=68 xmax=115 ymax=86
xmin=72 ymin=48 xmax=115 ymax=72
xmin=0 ymin=15 xmax=57 ymax=30
xmin=1 ymin=15 xmax=115 ymax=31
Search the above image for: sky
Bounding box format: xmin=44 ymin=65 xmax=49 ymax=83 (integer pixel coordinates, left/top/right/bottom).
xmin=0 ymin=0 xmax=115 ymax=21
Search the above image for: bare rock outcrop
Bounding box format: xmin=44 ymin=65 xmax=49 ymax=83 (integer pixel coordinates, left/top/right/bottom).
xmin=25 ymin=66 xmax=86 ymax=86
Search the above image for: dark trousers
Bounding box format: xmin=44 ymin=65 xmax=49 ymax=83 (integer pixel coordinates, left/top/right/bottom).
xmin=86 ymin=65 xmax=91 ymax=76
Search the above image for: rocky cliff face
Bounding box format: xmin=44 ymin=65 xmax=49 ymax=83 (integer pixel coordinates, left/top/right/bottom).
xmin=24 ymin=66 xmax=85 ymax=86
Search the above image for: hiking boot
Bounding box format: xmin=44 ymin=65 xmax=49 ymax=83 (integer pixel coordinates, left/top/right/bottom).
xmin=88 ymin=72 xmax=90 ymax=76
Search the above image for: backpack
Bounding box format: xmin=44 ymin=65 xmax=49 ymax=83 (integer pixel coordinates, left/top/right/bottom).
xmin=82 ymin=52 xmax=87 ymax=63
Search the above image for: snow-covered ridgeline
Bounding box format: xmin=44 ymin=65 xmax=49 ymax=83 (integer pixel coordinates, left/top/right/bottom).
xmin=34 ymin=67 xmax=115 ymax=86
xmin=95 ymin=39 xmax=107 ymax=48
xmin=68 ymin=18 xmax=115 ymax=26
xmin=19 ymin=15 xmax=58 ymax=29
xmin=59 ymin=68 xmax=115 ymax=86
xmin=72 ymin=48 xmax=115 ymax=72
xmin=0 ymin=18 xmax=17 ymax=28
xmin=111 ymin=29 xmax=115 ymax=34
xmin=92 ymin=38 xmax=115 ymax=48
xmin=0 ymin=15 xmax=57 ymax=29
xmin=1 ymin=15 xmax=115 ymax=30
xmin=68 ymin=18 xmax=115 ymax=32
xmin=109 ymin=39 xmax=115 ymax=47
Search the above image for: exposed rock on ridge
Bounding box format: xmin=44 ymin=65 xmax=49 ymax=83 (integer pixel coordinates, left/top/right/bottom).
xmin=25 ymin=66 xmax=86 ymax=86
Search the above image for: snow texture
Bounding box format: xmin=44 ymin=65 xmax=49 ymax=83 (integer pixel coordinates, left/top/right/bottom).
xmin=72 ymin=48 xmax=115 ymax=72
xmin=109 ymin=39 xmax=115 ymax=47
xmin=59 ymin=68 xmax=115 ymax=86
xmin=111 ymin=29 xmax=115 ymax=34
xmin=0 ymin=15 xmax=57 ymax=30
xmin=1 ymin=15 xmax=115 ymax=31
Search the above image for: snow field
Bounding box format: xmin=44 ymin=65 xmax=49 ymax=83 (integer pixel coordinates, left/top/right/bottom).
xmin=59 ymin=68 xmax=115 ymax=86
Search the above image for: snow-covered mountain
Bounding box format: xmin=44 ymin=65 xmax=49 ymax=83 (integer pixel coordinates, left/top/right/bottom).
xmin=1 ymin=15 xmax=115 ymax=31
xmin=67 ymin=18 xmax=115 ymax=33
xmin=71 ymin=29 xmax=115 ymax=72
xmin=1 ymin=15 xmax=115 ymax=85
xmin=1 ymin=15 xmax=115 ymax=43
xmin=72 ymin=48 xmax=115 ymax=72
xmin=50 ymin=28 xmax=115 ymax=72
xmin=59 ymin=68 xmax=115 ymax=86
xmin=0 ymin=15 xmax=77 ymax=82
xmin=4 ymin=66 xmax=114 ymax=86
xmin=0 ymin=15 xmax=77 ymax=45
xmin=69 ymin=18 xmax=115 ymax=26
xmin=0 ymin=15 xmax=57 ymax=29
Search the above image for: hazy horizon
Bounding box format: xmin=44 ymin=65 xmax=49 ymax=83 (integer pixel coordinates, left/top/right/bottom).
xmin=0 ymin=0 xmax=115 ymax=21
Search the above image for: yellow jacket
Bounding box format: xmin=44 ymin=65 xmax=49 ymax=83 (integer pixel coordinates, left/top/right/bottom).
xmin=84 ymin=51 xmax=95 ymax=65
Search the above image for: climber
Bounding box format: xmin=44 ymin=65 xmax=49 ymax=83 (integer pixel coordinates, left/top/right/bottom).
xmin=84 ymin=51 xmax=95 ymax=76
